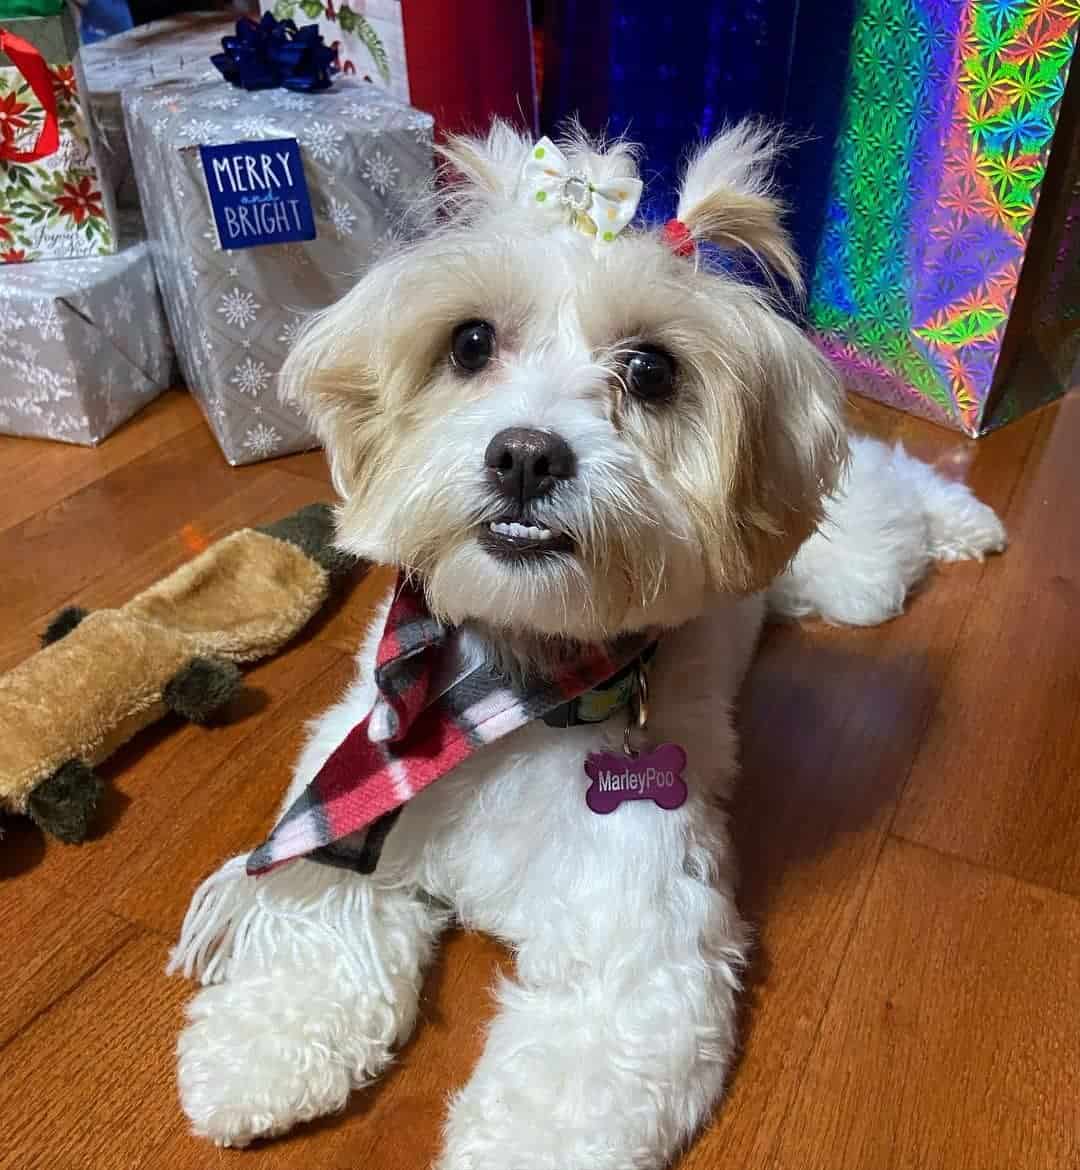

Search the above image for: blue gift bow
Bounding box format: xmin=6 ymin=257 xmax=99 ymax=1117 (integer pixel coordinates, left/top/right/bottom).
xmin=211 ymin=13 xmax=338 ymax=93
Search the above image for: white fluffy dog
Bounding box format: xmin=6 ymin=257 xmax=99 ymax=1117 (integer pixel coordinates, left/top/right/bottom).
xmin=170 ymin=122 xmax=1005 ymax=1167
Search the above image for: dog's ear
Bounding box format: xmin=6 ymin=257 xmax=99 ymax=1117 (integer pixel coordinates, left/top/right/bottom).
xmin=277 ymin=266 xmax=390 ymax=499
xmin=675 ymin=123 xmax=801 ymax=291
xmin=437 ymin=119 xmax=534 ymax=202
xmin=675 ymin=307 xmax=848 ymax=596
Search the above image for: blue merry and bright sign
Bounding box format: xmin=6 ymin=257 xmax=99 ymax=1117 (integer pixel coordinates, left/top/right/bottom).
xmin=199 ymin=138 xmax=316 ymax=250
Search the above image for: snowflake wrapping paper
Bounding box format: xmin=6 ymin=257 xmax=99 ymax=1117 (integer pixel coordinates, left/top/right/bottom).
xmin=0 ymin=8 xmax=119 ymax=263
xmin=122 ymin=76 xmax=433 ymax=465
xmin=81 ymin=13 xmax=236 ymax=229
xmin=0 ymin=232 xmax=172 ymax=443
xmin=807 ymin=0 xmax=1080 ymax=436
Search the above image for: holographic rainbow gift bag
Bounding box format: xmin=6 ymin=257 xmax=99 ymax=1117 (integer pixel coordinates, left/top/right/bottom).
xmin=808 ymin=0 xmax=1079 ymax=436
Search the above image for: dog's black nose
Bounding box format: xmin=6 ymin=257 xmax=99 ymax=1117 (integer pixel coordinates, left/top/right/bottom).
xmin=485 ymin=427 xmax=576 ymax=505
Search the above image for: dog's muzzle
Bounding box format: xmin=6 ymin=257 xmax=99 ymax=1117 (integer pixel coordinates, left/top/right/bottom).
xmin=482 ymin=428 xmax=576 ymax=559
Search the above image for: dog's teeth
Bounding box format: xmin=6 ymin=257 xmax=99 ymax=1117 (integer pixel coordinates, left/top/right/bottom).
xmin=488 ymin=522 xmax=558 ymax=542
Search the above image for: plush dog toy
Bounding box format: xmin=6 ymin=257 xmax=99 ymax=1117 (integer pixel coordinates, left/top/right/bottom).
xmin=0 ymin=504 xmax=352 ymax=844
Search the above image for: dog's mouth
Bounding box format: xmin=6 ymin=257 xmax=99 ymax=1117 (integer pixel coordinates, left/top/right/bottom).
xmin=480 ymin=519 xmax=576 ymax=561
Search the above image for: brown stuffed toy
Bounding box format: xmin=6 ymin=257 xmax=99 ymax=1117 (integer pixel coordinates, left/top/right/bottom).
xmin=0 ymin=504 xmax=352 ymax=844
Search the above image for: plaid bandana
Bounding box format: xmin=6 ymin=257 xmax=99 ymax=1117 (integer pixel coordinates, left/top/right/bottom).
xmin=247 ymin=573 xmax=655 ymax=877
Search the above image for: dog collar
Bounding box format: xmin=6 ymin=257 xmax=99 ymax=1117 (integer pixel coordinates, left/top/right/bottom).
xmin=543 ymin=642 xmax=658 ymax=729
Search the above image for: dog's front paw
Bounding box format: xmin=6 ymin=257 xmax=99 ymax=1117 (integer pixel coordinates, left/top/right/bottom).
xmin=436 ymin=1075 xmax=633 ymax=1170
xmin=177 ymin=975 xmax=354 ymax=1147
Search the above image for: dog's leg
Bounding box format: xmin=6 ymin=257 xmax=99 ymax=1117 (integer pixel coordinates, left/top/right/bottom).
xmin=437 ymin=819 xmax=747 ymax=1170
xmin=768 ymin=434 xmax=1006 ymax=626
xmin=173 ymin=860 xmax=444 ymax=1147
xmin=173 ymin=643 xmax=444 ymax=1148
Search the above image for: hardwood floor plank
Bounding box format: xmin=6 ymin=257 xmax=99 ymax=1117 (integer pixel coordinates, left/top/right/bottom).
xmin=0 ymin=391 xmax=203 ymax=535
xmin=0 ymin=879 xmax=135 ymax=1049
xmin=0 ymin=933 xmax=190 ymax=1170
xmin=314 ymin=563 xmax=395 ymax=656
xmin=275 ymin=448 xmax=333 ymax=486
xmin=893 ymin=392 xmax=1080 ymax=894
xmin=766 ymin=839 xmax=1080 ymax=1170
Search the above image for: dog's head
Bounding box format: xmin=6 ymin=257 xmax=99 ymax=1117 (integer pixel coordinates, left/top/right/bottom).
xmin=282 ymin=122 xmax=846 ymax=641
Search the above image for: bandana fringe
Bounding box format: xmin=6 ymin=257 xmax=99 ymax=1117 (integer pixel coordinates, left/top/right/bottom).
xmin=168 ymin=853 xmax=401 ymax=1005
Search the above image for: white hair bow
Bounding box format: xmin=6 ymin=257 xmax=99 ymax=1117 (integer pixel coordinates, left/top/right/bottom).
xmin=518 ymin=136 xmax=643 ymax=246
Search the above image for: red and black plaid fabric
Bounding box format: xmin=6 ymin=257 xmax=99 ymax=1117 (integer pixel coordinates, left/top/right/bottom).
xmin=247 ymin=573 xmax=653 ymax=876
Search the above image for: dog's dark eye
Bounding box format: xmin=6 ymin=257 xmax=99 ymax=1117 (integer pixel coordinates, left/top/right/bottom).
xmin=451 ymin=320 xmax=496 ymax=372
xmin=624 ymin=346 xmax=677 ymax=402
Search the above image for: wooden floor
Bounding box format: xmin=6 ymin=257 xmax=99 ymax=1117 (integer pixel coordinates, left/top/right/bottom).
xmin=2 ymin=388 xmax=1078 ymax=1170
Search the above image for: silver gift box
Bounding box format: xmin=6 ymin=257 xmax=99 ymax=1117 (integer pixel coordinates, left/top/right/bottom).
xmin=122 ymin=76 xmax=434 ymax=466
xmin=82 ymin=13 xmax=236 ymax=225
xmin=0 ymin=237 xmax=172 ymax=445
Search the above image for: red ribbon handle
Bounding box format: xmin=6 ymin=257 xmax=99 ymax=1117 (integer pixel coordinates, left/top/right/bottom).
xmin=0 ymin=27 xmax=60 ymax=163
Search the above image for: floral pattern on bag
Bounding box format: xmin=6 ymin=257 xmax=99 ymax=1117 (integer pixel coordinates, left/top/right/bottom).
xmin=0 ymin=57 xmax=115 ymax=263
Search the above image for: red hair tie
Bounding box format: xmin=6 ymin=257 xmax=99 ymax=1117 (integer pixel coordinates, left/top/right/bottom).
xmin=660 ymin=218 xmax=695 ymax=258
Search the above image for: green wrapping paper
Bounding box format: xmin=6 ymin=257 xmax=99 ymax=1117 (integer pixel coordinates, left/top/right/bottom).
xmin=0 ymin=0 xmax=64 ymax=17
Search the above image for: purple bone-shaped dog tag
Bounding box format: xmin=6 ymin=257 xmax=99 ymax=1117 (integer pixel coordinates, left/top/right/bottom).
xmin=584 ymin=744 xmax=688 ymax=814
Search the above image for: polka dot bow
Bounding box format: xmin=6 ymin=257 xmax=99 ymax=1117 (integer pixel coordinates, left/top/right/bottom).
xmin=518 ymin=137 xmax=643 ymax=247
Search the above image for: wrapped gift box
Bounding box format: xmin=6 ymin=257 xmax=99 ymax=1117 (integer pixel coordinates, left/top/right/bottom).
xmin=806 ymin=0 xmax=1079 ymax=436
xmin=1 ymin=1 xmax=119 ymax=262
xmin=81 ymin=12 xmax=233 ymax=222
xmin=0 ymin=230 xmax=172 ymax=442
xmin=123 ymin=74 xmax=433 ymax=465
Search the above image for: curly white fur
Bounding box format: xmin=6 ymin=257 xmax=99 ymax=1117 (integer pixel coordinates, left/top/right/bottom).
xmin=769 ymin=436 xmax=1006 ymax=626
xmin=170 ymin=120 xmax=1006 ymax=1166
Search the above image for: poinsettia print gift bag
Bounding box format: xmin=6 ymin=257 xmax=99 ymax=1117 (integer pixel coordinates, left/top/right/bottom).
xmin=1 ymin=0 xmax=118 ymax=264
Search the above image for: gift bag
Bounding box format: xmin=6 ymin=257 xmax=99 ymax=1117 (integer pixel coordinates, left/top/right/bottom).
xmin=976 ymin=56 xmax=1080 ymax=431
xmin=541 ymin=0 xmax=1079 ymax=436
xmin=806 ymin=1 xmax=1079 ymax=435
xmin=0 ymin=0 xmax=118 ymax=262
xmin=266 ymin=0 xmax=407 ymax=100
